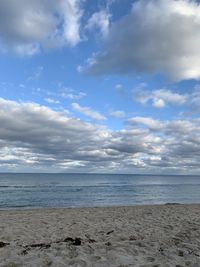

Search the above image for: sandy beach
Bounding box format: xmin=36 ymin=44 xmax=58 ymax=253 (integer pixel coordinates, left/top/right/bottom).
xmin=0 ymin=204 xmax=200 ymax=267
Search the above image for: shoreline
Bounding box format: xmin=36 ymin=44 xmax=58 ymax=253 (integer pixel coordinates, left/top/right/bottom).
xmin=0 ymin=202 xmax=195 ymax=211
xmin=1 ymin=204 xmax=200 ymax=266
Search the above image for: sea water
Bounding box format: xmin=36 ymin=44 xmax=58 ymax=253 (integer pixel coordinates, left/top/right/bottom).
xmin=0 ymin=173 xmax=200 ymax=209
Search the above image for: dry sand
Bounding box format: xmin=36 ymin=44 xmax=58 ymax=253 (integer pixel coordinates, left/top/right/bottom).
xmin=0 ymin=204 xmax=200 ymax=267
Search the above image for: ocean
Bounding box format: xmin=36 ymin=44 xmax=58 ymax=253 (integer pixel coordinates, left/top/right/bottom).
xmin=0 ymin=173 xmax=200 ymax=209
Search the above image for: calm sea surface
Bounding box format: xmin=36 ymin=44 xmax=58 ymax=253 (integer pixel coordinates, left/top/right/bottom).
xmin=0 ymin=173 xmax=200 ymax=209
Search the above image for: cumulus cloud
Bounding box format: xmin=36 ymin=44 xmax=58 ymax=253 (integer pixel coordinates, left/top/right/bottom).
xmin=71 ymin=102 xmax=106 ymax=121
xmin=1 ymin=98 xmax=200 ymax=173
xmin=134 ymin=84 xmax=200 ymax=113
xmin=0 ymin=98 xmax=111 ymax=171
xmin=152 ymin=98 xmax=166 ymax=108
xmin=128 ymin=117 xmax=163 ymax=131
xmin=84 ymin=0 xmax=200 ymax=81
xmin=134 ymin=88 xmax=187 ymax=108
xmin=0 ymin=0 xmax=83 ymax=55
xmin=125 ymin=116 xmax=200 ymax=171
xmin=86 ymin=10 xmax=111 ymax=38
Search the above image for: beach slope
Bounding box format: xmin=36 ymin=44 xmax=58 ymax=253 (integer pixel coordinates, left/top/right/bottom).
xmin=0 ymin=204 xmax=200 ymax=266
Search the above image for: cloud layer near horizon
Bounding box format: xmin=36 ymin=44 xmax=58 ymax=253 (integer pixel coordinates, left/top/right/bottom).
xmin=1 ymin=98 xmax=200 ymax=173
xmin=85 ymin=0 xmax=200 ymax=81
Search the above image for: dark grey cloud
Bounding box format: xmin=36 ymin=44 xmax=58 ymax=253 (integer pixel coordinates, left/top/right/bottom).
xmin=84 ymin=0 xmax=200 ymax=81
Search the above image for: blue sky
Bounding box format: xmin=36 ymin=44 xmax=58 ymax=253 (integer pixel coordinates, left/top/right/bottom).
xmin=1 ymin=0 xmax=200 ymax=173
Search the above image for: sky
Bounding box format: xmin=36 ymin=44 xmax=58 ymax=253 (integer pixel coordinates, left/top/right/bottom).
xmin=1 ymin=0 xmax=200 ymax=174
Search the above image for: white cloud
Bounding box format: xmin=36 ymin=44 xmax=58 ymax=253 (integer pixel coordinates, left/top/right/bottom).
xmin=152 ymin=98 xmax=166 ymax=108
xmin=128 ymin=117 xmax=163 ymax=131
xmin=71 ymin=102 xmax=106 ymax=121
xmin=86 ymin=10 xmax=111 ymax=38
xmin=134 ymin=88 xmax=187 ymax=108
xmin=46 ymin=87 xmax=87 ymax=101
xmin=153 ymin=90 xmax=187 ymax=106
xmin=44 ymin=98 xmax=60 ymax=105
xmin=84 ymin=0 xmax=200 ymax=81
xmin=61 ymin=91 xmax=86 ymax=100
xmin=60 ymin=0 xmax=83 ymax=46
xmin=0 ymin=0 xmax=83 ymax=55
